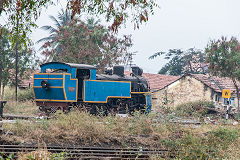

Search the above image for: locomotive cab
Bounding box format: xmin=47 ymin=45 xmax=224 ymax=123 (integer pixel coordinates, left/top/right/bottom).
xmin=33 ymin=62 xmax=96 ymax=108
xmin=76 ymin=69 xmax=90 ymax=101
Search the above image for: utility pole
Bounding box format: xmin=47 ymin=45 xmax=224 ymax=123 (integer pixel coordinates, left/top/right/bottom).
xmin=128 ymin=51 xmax=137 ymax=70
xmin=15 ymin=17 xmax=19 ymax=102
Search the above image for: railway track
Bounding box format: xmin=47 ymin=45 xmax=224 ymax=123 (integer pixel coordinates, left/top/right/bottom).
xmin=2 ymin=114 xmax=36 ymax=120
xmin=0 ymin=145 xmax=173 ymax=159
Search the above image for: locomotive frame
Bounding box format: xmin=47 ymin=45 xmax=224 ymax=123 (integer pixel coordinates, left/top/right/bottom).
xmin=33 ymin=62 xmax=151 ymax=114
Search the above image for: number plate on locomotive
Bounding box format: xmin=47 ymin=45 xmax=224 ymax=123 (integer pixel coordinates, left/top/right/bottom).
xmin=68 ymin=87 xmax=75 ymax=92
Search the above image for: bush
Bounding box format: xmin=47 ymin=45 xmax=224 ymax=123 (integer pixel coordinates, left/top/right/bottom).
xmin=165 ymin=127 xmax=240 ymax=159
xmin=233 ymin=112 xmax=240 ymax=121
xmin=3 ymin=111 xmax=240 ymax=159
xmin=210 ymin=127 xmax=239 ymax=146
xmin=18 ymin=149 xmax=66 ymax=160
xmin=174 ymin=100 xmax=214 ymax=117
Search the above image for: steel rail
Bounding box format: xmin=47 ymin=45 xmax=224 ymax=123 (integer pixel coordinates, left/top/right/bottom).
xmin=0 ymin=145 xmax=172 ymax=159
xmin=0 ymin=144 xmax=168 ymax=151
xmin=2 ymin=114 xmax=35 ymax=120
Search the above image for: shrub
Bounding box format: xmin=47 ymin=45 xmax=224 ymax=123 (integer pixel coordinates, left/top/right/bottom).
xmin=171 ymin=127 xmax=240 ymax=159
xmin=3 ymin=111 xmax=240 ymax=159
xmin=210 ymin=127 xmax=239 ymax=146
xmin=233 ymin=112 xmax=240 ymax=121
xmin=174 ymin=100 xmax=214 ymax=117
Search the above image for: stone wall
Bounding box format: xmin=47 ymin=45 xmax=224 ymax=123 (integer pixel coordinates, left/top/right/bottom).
xmin=151 ymin=75 xmax=213 ymax=111
xmin=151 ymin=75 xmax=240 ymax=112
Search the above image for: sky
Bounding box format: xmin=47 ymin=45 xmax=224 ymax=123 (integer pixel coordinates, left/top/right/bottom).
xmin=1 ymin=0 xmax=240 ymax=73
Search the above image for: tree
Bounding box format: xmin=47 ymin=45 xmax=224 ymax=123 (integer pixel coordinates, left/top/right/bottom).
xmin=2 ymin=0 xmax=54 ymax=48
xmin=37 ymin=9 xmax=72 ymax=60
xmin=0 ymin=27 xmax=13 ymax=99
xmin=205 ymin=36 xmax=240 ymax=110
xmin=0 ymin=26 xmax=36 ymax=99
xmin=149 ymin=48 xmax=206 ymax=76
xmin=2 ymin=0 xmax=157 ymax=100
xmin=41 ymin=18 xmax=133 ymax=72
xmin=1 ymin=0 xmax=158 ymax=46
xmin=2 ymin=0 xmax=49 ymax=101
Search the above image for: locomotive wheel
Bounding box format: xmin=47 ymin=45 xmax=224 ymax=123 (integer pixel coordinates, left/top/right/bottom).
xmin=107 ymin=98 xmax=137 ymax=114
xmin=39 ymin=106 xmax=70 ymax=117
xmin=95 ymin=105 xmax=109 ymax=116
xmin=75 ymin=103 xmax=92 ymax=112
xmin=74 ymin=103 xmax=109 ymax=116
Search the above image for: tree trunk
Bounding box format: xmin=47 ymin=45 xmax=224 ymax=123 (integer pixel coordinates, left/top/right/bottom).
xmin=1 ymin=83 xmax=5 ymax=100
xmin=0 ymin=66 xmax=2 ymax=99
xmin=0 ymin=40 xmax=2 ymax=99
xmin=0 ymin=0 xmax=7 ymax=15
xmin=232 ymin=78 xmax=240 ymax=111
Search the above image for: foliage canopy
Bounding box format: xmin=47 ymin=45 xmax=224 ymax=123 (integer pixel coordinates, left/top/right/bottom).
xmin=39 ymin=12 xmax=133 ymax=71
xmin=1 ymin=0 xmax=158 ymax=47
xmin=205 ymin=36 xmax=240 ymax=110
xmin=206 ymin=37 xmax=240 ymax=78
xmin=0 ymin=26 xmax=36 ymax=99
xmin=149 ymin=48 xmax=206 ymax=76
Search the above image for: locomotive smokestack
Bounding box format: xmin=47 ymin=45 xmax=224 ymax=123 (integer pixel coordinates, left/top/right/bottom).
xmin=113 ymin=66 xmax=124 ymax=77
xmin=131 ymin=66 xmax=143 ymax=76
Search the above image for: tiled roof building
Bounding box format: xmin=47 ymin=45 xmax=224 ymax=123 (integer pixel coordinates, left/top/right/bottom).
xmin=124 ymin=71 xmax=180 ymax=91
xmin=192 ymin=74 xmax=240 ymax=93
xmin=149 ymin=73 xmax=240 ymax=111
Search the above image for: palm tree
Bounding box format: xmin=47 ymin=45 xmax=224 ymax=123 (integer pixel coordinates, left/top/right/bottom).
xmin=37 ymin=9 xmax=72 ymax=61
xmin=86 ymin=18 xmax=101 ymax=30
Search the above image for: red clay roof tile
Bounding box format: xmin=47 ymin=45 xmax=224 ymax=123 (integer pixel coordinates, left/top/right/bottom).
xmin=191 ymin=74 xmax=240 ymax=93
xmin=125 ymin=71 xmax=180 ymax=91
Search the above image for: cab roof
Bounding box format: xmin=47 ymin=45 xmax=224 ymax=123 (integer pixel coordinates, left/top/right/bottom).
xmin=40 ymin=62 xmax=97 ymax=69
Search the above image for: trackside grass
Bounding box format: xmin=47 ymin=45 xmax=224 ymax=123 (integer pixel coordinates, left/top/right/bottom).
xmin=2 ymin=90 xmax=240 ymax=160
xmin=2 ymin=110 xmax=240 ymax=159
xmin=3 ymin=100 xmax=38 ymax=116
xmin=2 ymin=87 xmax=37 ymax=116
xmin=3 ymin=111 xmax=172 ymax=147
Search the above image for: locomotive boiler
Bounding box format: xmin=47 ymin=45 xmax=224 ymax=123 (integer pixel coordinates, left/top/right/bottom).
xmin=33 ymin=62 xmax=151 ymax=114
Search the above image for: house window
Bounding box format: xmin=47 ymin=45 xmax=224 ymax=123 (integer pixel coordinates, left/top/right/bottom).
xmin=224 ymin=98 xmax=229 ymax=105
xmin=204 ymin=85 xmax=208 ymax=92
xmin=218 ymin=93 xmax=221 ymax=102
xmin=230 ymin=97 xmax=235 ymax=106
xmin=224 ymin=98 xmax=235 ymax=106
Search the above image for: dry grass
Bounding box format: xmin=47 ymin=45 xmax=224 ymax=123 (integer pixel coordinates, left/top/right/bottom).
xmin=3 ymin=86 xmax=34 ymax=101
xmin=18 ymin=148 xmax=66 ymax=160
xmin=3 ymin=100 xmax=38 ymax=116
xmin=18 ymin=149 xmax=51 ymax=160
xmin=2 ymin=90 xmax=240 ymax=159
xmin=2 ymin=111 xmax=177 ymax=147
xmin=2 ymin=111 xmax=240 ymax=159
xmin=1 ymin=86 xmax=38 ymax=116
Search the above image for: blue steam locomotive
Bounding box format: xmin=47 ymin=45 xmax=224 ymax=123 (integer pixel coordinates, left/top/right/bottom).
xmin=33 ymin=62 xmax=151 ymax=114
